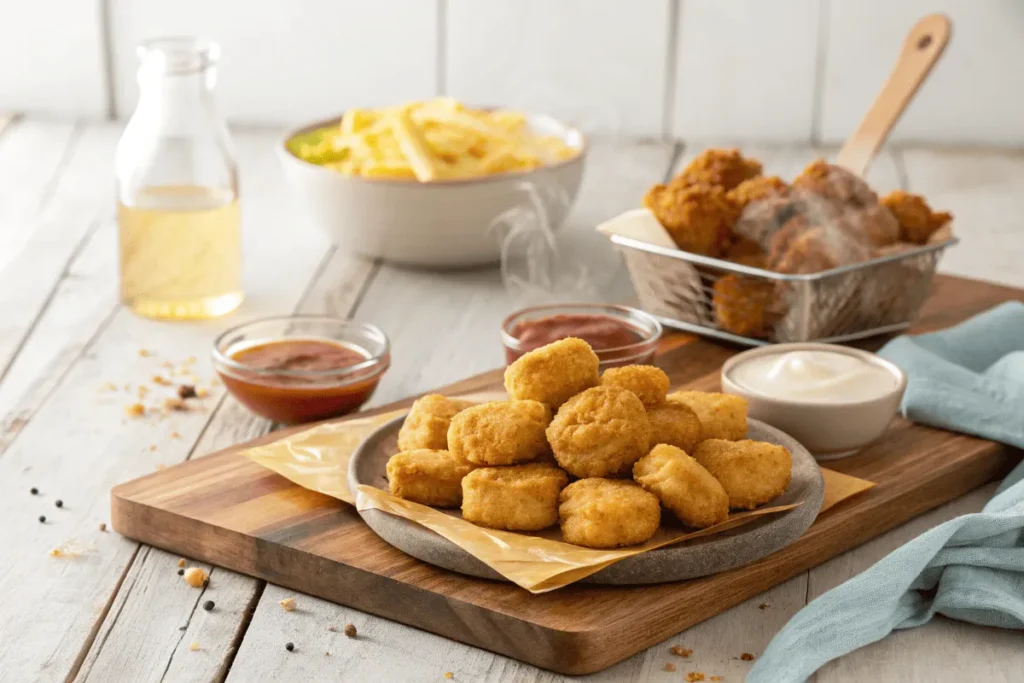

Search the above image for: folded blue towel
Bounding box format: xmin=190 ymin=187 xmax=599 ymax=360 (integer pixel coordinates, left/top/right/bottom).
xmin=749 ymin=302 xmax=1024 ymax=683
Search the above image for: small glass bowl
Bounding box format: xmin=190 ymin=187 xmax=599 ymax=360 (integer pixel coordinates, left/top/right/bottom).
xmin=212 ymin=315 xmax=390 ymax=424
xmin=501 ymin=303 xmax=662 ymax=370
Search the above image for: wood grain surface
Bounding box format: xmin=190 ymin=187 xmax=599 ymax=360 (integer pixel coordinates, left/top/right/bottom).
xmin=111 ymin=274 xmax=1023 ymax=675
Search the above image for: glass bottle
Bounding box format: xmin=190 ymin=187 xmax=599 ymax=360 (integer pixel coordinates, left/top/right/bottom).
xmin=116 ymin=37 xmax=243 ymax=320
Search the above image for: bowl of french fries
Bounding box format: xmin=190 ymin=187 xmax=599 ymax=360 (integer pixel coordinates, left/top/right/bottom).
xmin=280 ymin=98 xmax=586 ymax=268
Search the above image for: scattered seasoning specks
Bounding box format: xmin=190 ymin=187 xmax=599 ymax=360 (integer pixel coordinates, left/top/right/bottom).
xmin=177 ymin=384 xmax=197 ymax=399
xmin=99 ymin=523 xmax=107 ymax=532
xmin=740 ymin=653 xmax=755 ymax=661
xmin=177 ymin=568 xmax=184 ymax=576
xmin=203 ymin=600 xmax=215 ymax=611
xmin=344 ymin=624 xmax=357 ymax=638
xmin=38 ymin=515 xmax=46 ymax=523
xmin=30 ymin=487 xmax=38 ymax=495
xmin=55 ymin=500 xmax=63 ymax=508
xmin=758 ymin=603 xmax=769 ymax=610
xmin=285 ymin=642 xmax=295 ymax=652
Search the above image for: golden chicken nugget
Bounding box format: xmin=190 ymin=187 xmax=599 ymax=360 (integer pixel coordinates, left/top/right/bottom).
xmin=678 ymin=148 xmax=763 ymax=191
xmin=667 ymin=391 xmax=747 ymax=441
xmin=647 ymin=401 xmax=702 ymax=454
xmin=643 ymin=182 xmax=737 ymax=257
xmin=724 ymin=235 xmax=768 ymax=268
xmin=600 ymin=365 xmax=669 ymax=408
xmin=461 ymin=463 xmax=569 ymax=531
xmin=880 ymin=190 xmax=953 ymax=244
xmin=712 ymin=275 xmax=778 ymax=338
xmin=547 ymin=386 xmax=651 ymax=478
xmin=694 ymin=439 xmax=792 ymax=509
xmin=504 ymin=337 xmax=599 ymax=408
xmin=633 ymin=444 xmax=729 ymax=528
xmin=448 ymin=400 xmax=551 ymax=466
xmin=559 ymin=479 xmax=661 ymax=548
xmin=386 ymin=449 xmax=475 ymax=508
xmin=397 ymin=394 xmax=474 ymax=451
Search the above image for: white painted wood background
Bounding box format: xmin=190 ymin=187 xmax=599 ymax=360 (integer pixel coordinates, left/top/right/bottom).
xmin=0 ymin=112 xmax=1022 ymax=681
xmin=1 ymin=0 xmax=1022 ymax=144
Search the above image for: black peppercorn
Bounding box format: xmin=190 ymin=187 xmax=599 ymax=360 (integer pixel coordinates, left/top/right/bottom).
xmin=203 ymin=600 xmax=215 ymax=611
xmin=177 ymin=384 xmax=197 ymax=399
xmin=30 ymin=487 xmax=39 ymax=495
xmin=177 ymin=568 xmax=184 ymax=576
xmin=55 ymin=499 xmax=63 ymax=508
xmin=38 ymin=515 xmax=46 ymax=523
xmin=285 ymin=642 xmax=295 ymax=652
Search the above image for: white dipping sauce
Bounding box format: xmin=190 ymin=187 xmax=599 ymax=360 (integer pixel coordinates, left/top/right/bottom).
xmin=729 ymin=350 xmax=896 ymax=402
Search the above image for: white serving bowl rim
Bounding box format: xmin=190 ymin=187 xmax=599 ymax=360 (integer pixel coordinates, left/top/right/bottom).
xmin=721 ymin=342 xmax=907 ymax=408
xmin=278 ymin=110 xmax=588 ymax=188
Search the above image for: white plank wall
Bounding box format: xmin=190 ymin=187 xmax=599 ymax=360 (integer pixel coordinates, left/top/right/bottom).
xmin=4 ymin=0 xmax=1024 ymax=143
xmin=108 ymin=0 xmax=439 ymax=124
xmin=671 ymin=0 xmax=821 ymax=142
xmin=445 ymin=0 xmax=671 ymax=138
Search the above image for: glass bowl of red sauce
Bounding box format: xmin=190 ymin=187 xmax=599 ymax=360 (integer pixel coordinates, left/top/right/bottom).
xmin=212 ymin=316 xmax=390 ymax=424
xmin=502 ymin=303 xmax=662 ymax=370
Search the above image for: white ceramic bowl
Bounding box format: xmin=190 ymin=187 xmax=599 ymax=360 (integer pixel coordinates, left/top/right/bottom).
xmin=278 ymin=113 xmax=586 ymax=268
xmin=720 ymin=343 xmax=907 ymax=460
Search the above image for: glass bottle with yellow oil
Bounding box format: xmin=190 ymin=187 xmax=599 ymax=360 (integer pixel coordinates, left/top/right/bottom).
xmin=116 ymin=37 xmax=242 ymax=320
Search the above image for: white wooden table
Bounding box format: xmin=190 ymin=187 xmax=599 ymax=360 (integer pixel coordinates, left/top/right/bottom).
xmin=1 ymin=118 xmax=1022 ymax=683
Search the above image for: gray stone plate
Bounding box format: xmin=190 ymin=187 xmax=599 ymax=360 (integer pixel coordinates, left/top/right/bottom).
xmin=348 ymin=415 xmax=824 ymax=585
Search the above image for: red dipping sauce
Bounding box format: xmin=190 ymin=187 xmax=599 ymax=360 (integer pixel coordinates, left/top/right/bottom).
xmin=502 ymin=305 xmax=662 ymax=369
xmin=216 ymin=337 xmax=388 ymax=424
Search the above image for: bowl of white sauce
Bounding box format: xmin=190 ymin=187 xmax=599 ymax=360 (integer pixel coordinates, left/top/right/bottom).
xmin=721 ymin=343 xmax=906 ymax=459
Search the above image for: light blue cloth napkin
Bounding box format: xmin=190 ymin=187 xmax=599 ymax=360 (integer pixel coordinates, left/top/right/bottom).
xmin=749 ymin=301 xmax=1024 ymax=683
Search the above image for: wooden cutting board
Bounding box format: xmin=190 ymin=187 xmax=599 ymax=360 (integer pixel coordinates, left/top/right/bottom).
xmin=111 ymin=274 xmax=1023 ymax=675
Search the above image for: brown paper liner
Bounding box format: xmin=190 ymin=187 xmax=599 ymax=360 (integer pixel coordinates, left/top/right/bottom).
xmin=241 ymin=402 xmax=876 ymax=593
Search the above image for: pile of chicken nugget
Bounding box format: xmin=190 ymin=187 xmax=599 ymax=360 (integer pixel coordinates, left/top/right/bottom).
xmin=642 ymin=149 xmax=954 ymax=338
xmin=386 ymin=337 xmax=792 ymax=549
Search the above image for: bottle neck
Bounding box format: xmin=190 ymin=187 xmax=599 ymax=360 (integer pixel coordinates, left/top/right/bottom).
xmin=137 ymin=65 xmax=215 ymax=112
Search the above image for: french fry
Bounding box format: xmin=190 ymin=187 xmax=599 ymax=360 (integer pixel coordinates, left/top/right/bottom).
xmin=389 ymin=108 xmax=442 ymax=182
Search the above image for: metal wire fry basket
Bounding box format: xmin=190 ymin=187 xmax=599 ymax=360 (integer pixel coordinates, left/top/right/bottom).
xmin=613 ymin=234 xmax=959 ymax=346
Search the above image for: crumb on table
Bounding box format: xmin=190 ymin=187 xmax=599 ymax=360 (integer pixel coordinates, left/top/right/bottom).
xmin=758 ymin=603 xmax=769 ymax=610
xmin=740 ymin=653 xmax=756 ymax=661
xmin=444 ymin=673 xmax=453 ymax=680
xmin=670 ymin=645 xmax=693 ymax=657
xmin=188 ymin=641 xmax=200 ymax=652
xmin=685 ymin=673 xmax=705 ymax=682
xmin=663 ymin=662 xmax=677 ymax=672
xmin=183 ymin=567 xmax=208 ymax=588
xmin=279 ymin=597 xmax=297 ymax=612
xmin=125 ymin=403 xmax=146 ymax=418
xmin=178 ymin=558 xmax=186 ymax=568
xmin=710 ymin=677 xmax=724 ymax=681
xmin=344 ymin=623 xmax=357 ymax=638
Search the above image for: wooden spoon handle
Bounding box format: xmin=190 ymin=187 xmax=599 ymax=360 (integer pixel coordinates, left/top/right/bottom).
xmin=836 ymin=14 xmax=951 ymax=176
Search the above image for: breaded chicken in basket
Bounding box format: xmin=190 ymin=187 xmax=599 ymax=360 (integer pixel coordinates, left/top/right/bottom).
xmin=397 ymin=394 xmax=474 ymax=452
xmin=646 ymin=401 xmax=702 ymax=454
xmin=667 ymin=391 xmax=747 ymax=441
xmin=547 ymin=385 xmax=651 ymax=478
xmin=712 ymin=275 xmax=778 ymax=338
xmin=559 ymin=478 xmax=661 ymax=548
xmin=461 ymin=463 xmax=568 ymax=531
xmin=504 ymin=337 xmax=599 ymax=409
xmin=694 ymin=439 xmax=792 ymax=510
xmin=600 ymin=364 xmax=669 ymax=408
xmin=880 ymin=190 xmax=953 ymax=244
xmin=633 ymin=444 xmax=729 ymax=528
xmin=448 ymin=400 xmax=551 ymax=466
xmin=643 ymin=182 xmax=738 ymax=257
xmin=386 ymin=449 xmax=475 ymax=508
xmin=677 ymin=148 xmax=763 ymax=191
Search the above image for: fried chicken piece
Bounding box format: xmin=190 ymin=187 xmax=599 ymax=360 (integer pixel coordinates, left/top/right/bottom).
xmin=766 ymin=217 xmax=871 ymax=274
xmin=693 ymin=439 xmax=792 ymax=509
xmin=880 ymin=190 xmax=953 ymax=244
xmin=647 ymin=401 xmax=702 ymax=454
xmin=728 ymin=176 xmax=788 ymax=212
xmin=840 ymin=203 xmax=900 ymax=248
xmin=397 ymin=394 xmax=474 ymax=451
xmin=667 ymin=391 xmax=747 ymax=441
xmin=448 ymin=400 xmax=551 ymax=465
xmin=643 ymin=183 xmax=738 ymax=256
xmin=559 ymin=479 xmax=661 ymax=548
xmin=678 ymin=148 xmax=763 ymax=191
xmin=547 ymin=385 xmax=651 ymax=478
xmin=386 ymin=449 xmax=475 ymax=508
xmin=792 ymin=160 xmax=877 ymax=206
xmin=461 ymin=463 xmax=568 ymax=531
xmin=600 ymin=365 xmax=669 ymax=408
xmin=724 ymin=236 xmax=768 ymax=268
xmin=712 ymin=275 xmax=778 ymax=338
xmin=504 ymin=337 xmax=599 ymax=409
xmin=634 ymin=444 xmax=729 ymax=528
